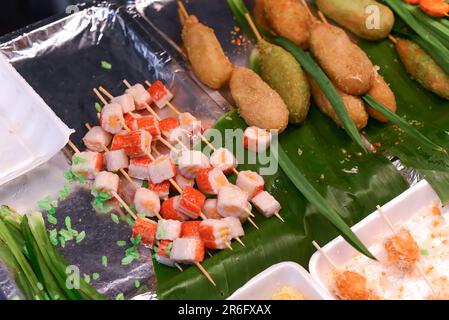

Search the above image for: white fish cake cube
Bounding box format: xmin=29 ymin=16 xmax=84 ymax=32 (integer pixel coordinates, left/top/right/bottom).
xmin=217 ymin=185 xmax=248 ymax=218
xmin=71 ymin=151 xmax=103 ymax=180
xmin=178 ymin=112 xmax=202 ymax=135
xmin=175 ymin=174 xmax=195 ymax=190
xmin=156 ymin=219 xmax=182 ymax=241
xmin=100 ymin=103 xmax=124 ymax=134
xmin=170 ymin=238 xmax=204 ymax=264
xmin=128 ymin=156 xmax=152 ymax=180
xmin=199 ymin=219 xmax=232 ymax=250
xmin=210 ymin=148 xmax=237 ymax=175
xmin=177 ymin=150 xmax=210 ymax=179
xmin=251 ymin=191 xmax=281 ymax=218
xmin=92 ymin=171 xmax=119 ymax=196
xmin=148 ymin=155 xmax=176 ymax=184
xmin=125 ymin=84 xmax=152 ymax=110
xmin=105 ymin=149 xmax=129 ymax=172
xmin=202 ymin=199 xmax=222 ymax=219
xmin=167 ymin=128 xmax=190 ymax=145
xmin=111 ymin=93 xmax=135 ymax=114
xmin=82 ymin=126 xmax=112 ymax=152
xmin=134 ymin=188 xmax=161 ymax=218
xmin=243 ymin=126 xmax=272 ymax=153
xmin=236 ymin=170 xmax=265 ymax=200
xmin=222 ymin=217 xmax=245 ymax=238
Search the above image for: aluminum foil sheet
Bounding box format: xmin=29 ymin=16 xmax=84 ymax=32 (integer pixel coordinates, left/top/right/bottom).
xmin=0 ymin=1 xmax=226 ymax=300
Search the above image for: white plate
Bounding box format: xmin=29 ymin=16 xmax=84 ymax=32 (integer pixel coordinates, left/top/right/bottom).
xmin=0 ymin=54 xmax=73 ymax=186
xmin=228 ymin=262 xmax=331 ymax=300
xmin=308 ymin=180 xmax=447 ymax=299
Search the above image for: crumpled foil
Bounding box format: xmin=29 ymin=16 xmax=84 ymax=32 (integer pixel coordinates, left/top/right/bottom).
xmin=0 ymin=1 xmax=225 ymax=300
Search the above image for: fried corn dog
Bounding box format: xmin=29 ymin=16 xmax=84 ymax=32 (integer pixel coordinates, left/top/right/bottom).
xmin=365 ymin=69 xmax=397 ymax=122
xmin=258 ymin=39 xmax=311 ymax=124
xmin=316 ymin=0 xmax=394 ymax=41
xmin=264 ymin=0 xmax=311 ymax=49
xmin=395 ymin=38 xmax=449 ymax=100
xmin=309 ymin=22 xmax=374 ymax=96
xmin=181 ymin=15 xmax=233 ymax=89
xmin=230 ymin=67 xmax=289 ymax=132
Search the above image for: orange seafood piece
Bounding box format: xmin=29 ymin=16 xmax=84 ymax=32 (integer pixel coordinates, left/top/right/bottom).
xmin=136 ymin=116 xmax=160 ymax=138
xmin=148 ymin=180 xmax=170 ymax=200
xmin=336 ymin=271 xmax=380 ymax=300
xmin=159 ymin=117 xmax=179 ymax=136
xmin=180 ymin=221 xmax=202 ymax=239
xmin=132 ymin=218 xmax=157 ymax=247
xmin=420 ymin=0 xmax=449 ymax=17
xmin=195 ymin=167 xmax=229 ymax=195
xmin=148 ymin=80 xmax=169 ymax=102
xmin=124 ymin=113 xmax=137 ymax=130
xmin=110 ymin=130 xmax=151 ymax=158
xmin=384 ymin=228 xmax=420 ymax=270
xmin=178 ymin=186 xmax=206 ymax=219
xmin=161 ymin=197 xmax=187 ymax=221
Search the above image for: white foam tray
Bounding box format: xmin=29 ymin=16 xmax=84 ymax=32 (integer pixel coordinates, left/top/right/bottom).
xmin=309 ymin=179 xmax=447 ymax=299
xmin=228 ymin=262 xmax=332 ymax=300
xmin=0 ymin=54 xmax=73 ymax=186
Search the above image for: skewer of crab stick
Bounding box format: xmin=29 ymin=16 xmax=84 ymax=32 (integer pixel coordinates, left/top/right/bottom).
xmin=119 ymin=82 xmax=258 ymax=224
xmin=92 ymin=88 xmax=185 ymax=196
xmin=66 ymin=140 xmax=139 ymax=221
xmin=97 ymin=85 xmax=258 ymax=231
xmin=94 ymin=89 xmax=252 ymax=240
xmin=84 ymin=123 xmax=138 ymax=189
xmin=142 ymin=80 xmax=283 ymax=223
xmin=376 ymin=205 xmax=436 ymax=294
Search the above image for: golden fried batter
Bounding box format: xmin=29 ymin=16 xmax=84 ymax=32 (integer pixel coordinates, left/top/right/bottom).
xmin=336 ymin=271 xmax=380 ymax=300
xmin=230 ymin=67 xmax=289 ymax=132
xmin=366 ymin=69 xmax=397 ymax=123
xmin=264 ymin=0 xmax=311 ymax=49
xmin=309 ymin=78 xmax=368 ymax=130
xmin=181 ymin=15 xmax=233 ymax=89
xmin=310 ymin=22 xmax=374 ymax=95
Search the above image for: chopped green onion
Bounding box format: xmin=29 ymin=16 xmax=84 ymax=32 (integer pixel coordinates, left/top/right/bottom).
xmin=101 ymin=60 xmax=112 ymax=70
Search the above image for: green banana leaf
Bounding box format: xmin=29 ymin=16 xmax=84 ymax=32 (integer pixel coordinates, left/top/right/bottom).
xmin=155 ymin=108 xmax=409 ymax=299
xmin=154 ymin=29 xmax=449 ymax=302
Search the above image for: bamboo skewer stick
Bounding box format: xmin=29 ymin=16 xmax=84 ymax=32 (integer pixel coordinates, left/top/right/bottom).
xmin=300 ymin=0 xmax=314 ymax=19
xmin=312 ymin=240 xmax=339 ymax=271
xmin=195 ymin=262 xmax=216 ymax=287
xmin=318 ymin=11 xmax=329 ymax=24
xmin=376 ymin=205 xmax=436 ymax=295
xmin=244 ymin=13 xmax=263 ymax=42
xmin=388 ymin=34 xmax=398 ymax=44
xmin=178 ymin=1 xmax=189 ymax=21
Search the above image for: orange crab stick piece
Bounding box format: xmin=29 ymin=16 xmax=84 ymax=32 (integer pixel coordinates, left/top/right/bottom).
xmin=132 ymin=218 xmax=157 ymax=248
xmin=149 ymin=181 xmax=170 ymax=201
xmin=161 ymin=196 xmax=188 ymax=221
xmin=110 ymin=129 xmax=151 ymax=158
xmin=195 ymin=167 xmax=229 ymax=195
xmin=136 ymin=116 xmax=161 ymax=138
xmin=177 ymin=186 xmax=206 ymax=219
xmin=159 ymin=117 xmax=180 ymax=136
xmin=180 ymin=221 xmax=202 ymax=239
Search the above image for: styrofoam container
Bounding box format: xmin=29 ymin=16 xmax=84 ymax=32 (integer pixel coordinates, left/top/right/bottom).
xmin=228 ymin=262 xmax=332 ymax=300
xmin=0 ymin=54 xmax=73 ymax=186
xmin=309 ymin=180 xmax=448 ymax=299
